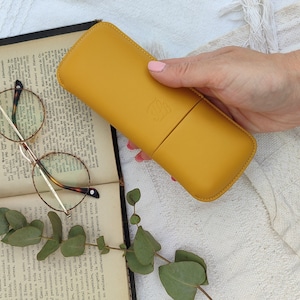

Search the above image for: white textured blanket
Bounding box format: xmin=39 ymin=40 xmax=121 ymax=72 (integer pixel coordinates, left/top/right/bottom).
xmin=1 ymin=1 xmax=300 ymax=299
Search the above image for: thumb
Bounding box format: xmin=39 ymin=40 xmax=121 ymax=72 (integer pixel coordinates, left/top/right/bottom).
xmin=147 ymin=57 xmax=210 ymax=89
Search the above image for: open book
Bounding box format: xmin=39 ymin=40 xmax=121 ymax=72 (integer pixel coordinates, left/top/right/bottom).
xmin=0 ymin=21 xmax=135 ymax=299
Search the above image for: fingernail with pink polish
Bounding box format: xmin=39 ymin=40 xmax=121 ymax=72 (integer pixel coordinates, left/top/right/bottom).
xmin=127 ymin=141 xmax=135 ymax=150
xmin=135 ymin=152 xmax=144 ymax=162
xmin=148 ymin=61 xmax=166 ymax=72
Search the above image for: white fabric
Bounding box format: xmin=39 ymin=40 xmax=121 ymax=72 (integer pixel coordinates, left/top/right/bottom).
xmin=220 ymin=0 xmax=279 ymax=53
xmin=1 ymin=1 xmax=300 ymax=299
xmin=191 ymin=1 xmax=300 ymax=260
xmin=190 ymin=1 xmax=300 ymax=54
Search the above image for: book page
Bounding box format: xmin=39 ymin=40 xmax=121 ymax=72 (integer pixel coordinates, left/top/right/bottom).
xmin=0 ymin=184 xmax=131 ymax=300
xmin=0 ymin=31 xmax=118 ymax=198
xmin=0 ymin=26 xmax=132 ymax=299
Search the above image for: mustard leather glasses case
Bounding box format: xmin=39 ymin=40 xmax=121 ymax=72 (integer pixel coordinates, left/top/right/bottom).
xmin=57 ymin=21 xmax=256 ymax=201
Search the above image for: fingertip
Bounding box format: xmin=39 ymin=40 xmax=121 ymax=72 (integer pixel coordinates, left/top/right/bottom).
xmin=135 ymin=152 xmax=144 ymax=162
xmin=148 ymin=58 xmax=194 ymax=88
xmin=135 ymin=151 xmax=151 ymax=162
xmin=148 ymin=61 xmax=166 ymax=72
xmin=127 ymin=140 xmax=137 ymax=150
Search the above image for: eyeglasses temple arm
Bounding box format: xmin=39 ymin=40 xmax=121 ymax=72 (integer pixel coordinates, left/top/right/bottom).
xmin=38 ymin=163 xmax=100 ymax=199
xmin=34 ymin=158 xmax=71 ymax=218
xmin=23 ymin=146 xmax=100 ymax=199
xmin=12 ymin=80 xmax=24 ymax=126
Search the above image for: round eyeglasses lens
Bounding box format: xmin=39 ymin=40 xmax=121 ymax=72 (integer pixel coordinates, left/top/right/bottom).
xmin=0 ymin=88 xmax=44 ymax=142
xmin=32 ymin=152 xmax=91 ymax=213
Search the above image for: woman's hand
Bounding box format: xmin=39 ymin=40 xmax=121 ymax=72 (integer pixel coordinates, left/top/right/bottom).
xmin=128 ymin=46 xmax=300 ymax=161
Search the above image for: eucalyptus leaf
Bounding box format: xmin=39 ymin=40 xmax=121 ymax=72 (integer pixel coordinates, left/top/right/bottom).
xmin=5 ymin=210 xmax=27 ymax=230
xmin=68 ymin=225 xmax=86 ymax=239
xmin=130 ymin=214 xmax=141 ymax=225
xmin=61 ymin=235 xmax=86 ymax=257
xmin=1 ymin=229 xmax=16 ymax=244
xmin=126 ymin=246 xmax=154 ymax=274
xmin=126 ymin=188 xmax=141 ymax=206
xmin=6 ymin=226 xmax=42 ymax=247
xmin=48 ymin=211 xmax=62 ymax=242
xmin=134 ymin=226 xmax=161 ymax=266
xmin=0 ymin=208 xmax=10 ymax=235
xmin=119 ymin=243 xmax=127 ymax=250
xmin=159 ymin=261 xmax=207 ymax=300
xmin=101 ymin=247 xmax=110 ymax=255
xmin=96 ymin=236 xmax=110 ymax=254
xmin=175 ymin=250 xmax=208 ymax=285
xmin=97 ymin=236 xmax=106 ymax=250
xmin=30 ymin=220 xmax=44 ymax=234
xmin=37 ymin=239 xmax=60 ymax=261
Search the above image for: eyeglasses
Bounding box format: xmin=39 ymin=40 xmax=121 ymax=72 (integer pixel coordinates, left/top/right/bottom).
xmin=0 ymin=80 xmax=100 ymax=217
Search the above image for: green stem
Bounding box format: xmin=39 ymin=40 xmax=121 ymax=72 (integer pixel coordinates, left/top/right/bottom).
xmin=42 ymin=228 xmax=213 ymax=300
xmin=155 ymin=252 xmax=171 ymax=264
xmin=41 ymin=237 xmax=123 ymax=252
xmin=41 ymin=236 xmax=56 ymax=241
xmin=85 ymin=242 xmax=126 ymax=252
xmin=197 ymin=286 xmax=213 ymax=300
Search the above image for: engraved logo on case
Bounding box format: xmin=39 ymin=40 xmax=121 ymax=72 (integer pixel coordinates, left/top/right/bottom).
xmin=147 ymin=99 xmax=171 ymax=121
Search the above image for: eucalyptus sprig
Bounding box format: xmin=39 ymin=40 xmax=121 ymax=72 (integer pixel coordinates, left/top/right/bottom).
xmin=0 ymin=189 xmax=212 ymax=300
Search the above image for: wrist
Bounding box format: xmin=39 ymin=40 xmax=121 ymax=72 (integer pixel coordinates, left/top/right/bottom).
xmin=278 ymin=50 xmax=300 ymax=127
xmin=283 ymin=50 xmax=300 ymax=98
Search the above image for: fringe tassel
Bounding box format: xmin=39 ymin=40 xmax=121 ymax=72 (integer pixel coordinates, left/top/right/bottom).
xmin=220 ymin=0 xmax=278 ymax=53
